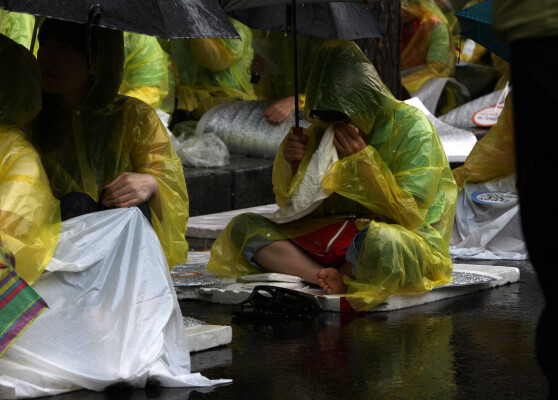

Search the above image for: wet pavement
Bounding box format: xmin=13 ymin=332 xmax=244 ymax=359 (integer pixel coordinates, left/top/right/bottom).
xmin=41 ymin=259 xmax=547 ymax=400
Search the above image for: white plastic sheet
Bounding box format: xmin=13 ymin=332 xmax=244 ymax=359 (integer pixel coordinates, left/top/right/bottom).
xmin=176 ymin=133 xmax=230 ymax=167
xmin=450 ymin=175 xmax=528 ymax=260
xmin=0 ymin=208 xmax=229 ymax=399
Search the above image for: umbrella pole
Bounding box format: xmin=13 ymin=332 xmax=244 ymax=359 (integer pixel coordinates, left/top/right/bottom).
xmin=30 ymin=16 xmax=39 ymax=54
xmin=291 ymin=0 xmax=303 ymax=174
xmin=292 ymin=0 xmax=300 ymax=129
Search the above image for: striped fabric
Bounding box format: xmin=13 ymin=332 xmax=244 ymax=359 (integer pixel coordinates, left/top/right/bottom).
xmin=0 ymin=248 xmax=47 ymax=357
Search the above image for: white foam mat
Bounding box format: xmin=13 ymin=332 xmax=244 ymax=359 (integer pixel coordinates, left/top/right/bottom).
xmin=174 ymin=252 xmax=520 ymax=313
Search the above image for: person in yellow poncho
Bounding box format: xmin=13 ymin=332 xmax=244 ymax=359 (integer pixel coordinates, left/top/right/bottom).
xmin=249 ymin=30 xmax=323 ymax=124
xmin=0 ymin=10 xmax=34 ymax=50
xmin=162 ymin=17 xmax=256 ymax=119
xmin=207 ymin=40 xmax=457 ymax=311
xmin=119 ymin=32 xmax=169 ymax=110
xmin=0 ymin=33 xmax=60 ymax=285
xmin=401 ymin=0 xmax=455 ymax=95
xmin=452 ymin=92 xmax=514 ymax=189
xmin=29 ymin=19 xmax=189 ymax=269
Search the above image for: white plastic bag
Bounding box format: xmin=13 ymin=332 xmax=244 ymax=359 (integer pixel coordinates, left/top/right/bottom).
xmin=450 ymin=175 xmax=528 ymax=260
xmin=177 ymin=133 xmax=230 ymax=167
xmin=0 ymin=208 xmax=229 ymax=399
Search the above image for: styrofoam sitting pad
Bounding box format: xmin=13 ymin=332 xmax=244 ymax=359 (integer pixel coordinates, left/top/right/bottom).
xmin=185 ymin=324 xmax=233 ymax=353
xmin=174 ymin=252 xmax=520 ymax=313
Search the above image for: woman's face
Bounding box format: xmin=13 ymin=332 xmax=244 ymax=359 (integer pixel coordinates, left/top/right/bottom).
xmin=37 ymin=36 xmax=91 ymax=96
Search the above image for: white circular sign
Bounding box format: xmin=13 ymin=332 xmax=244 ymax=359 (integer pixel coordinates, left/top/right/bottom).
xmin=472 ymin=105 xmax=504 ymax=127
xmin=472 ymin=191 xmax=518 ymax=205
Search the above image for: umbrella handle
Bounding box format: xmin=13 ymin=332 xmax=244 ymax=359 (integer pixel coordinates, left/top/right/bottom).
xmin=291 ymin=126 xmax=303 ymax=175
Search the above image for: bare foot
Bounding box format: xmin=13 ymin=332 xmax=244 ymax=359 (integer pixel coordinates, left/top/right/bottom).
xmin=317 ymin=268 xmax=349 ymax=294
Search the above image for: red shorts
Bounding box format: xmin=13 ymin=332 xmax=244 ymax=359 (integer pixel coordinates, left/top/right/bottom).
xmin=291 ymin=220 xmax=359 ymax=267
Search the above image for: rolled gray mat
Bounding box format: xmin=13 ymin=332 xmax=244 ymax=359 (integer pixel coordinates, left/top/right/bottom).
xmin=196 ymin=100 xmax=311 ymax=159
xmin=439 ymin=89 xmax=507 ymax=130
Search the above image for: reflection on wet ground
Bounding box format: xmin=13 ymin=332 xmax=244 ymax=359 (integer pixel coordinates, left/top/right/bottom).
xmin=41 ymin=260 xmax=547 ymax=400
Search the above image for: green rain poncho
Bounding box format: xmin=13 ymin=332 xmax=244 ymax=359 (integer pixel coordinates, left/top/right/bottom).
xmin=0 ymin=34 xmax=60 ymax=284
xmin=120 ymin=32 xmax=169 ymax=110
xmin=30 ymin=26 xmax=189 ymax=269
xmin=165 ymin=18 xmax=256 ymax=115
xmin=401 ymin=0 xmax=455 ymax=94
xmin=207 ymin=40 xmax=457 ymax=311
xmin=0 ymin=10 xmax=34 ymax=49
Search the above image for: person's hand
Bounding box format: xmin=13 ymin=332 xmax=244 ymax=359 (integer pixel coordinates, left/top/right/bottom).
xmin=283 ymin=131 xmax=308 ymax=165
xmin=102 ymin=172 xmax=158 ymax=208
xmin=264 ymin=96 xmax=297 ymax=124
xmin=333 ymin=122 xmax=366 ymax=158
xmin=250 ymin=54 xmax=266 ymax=75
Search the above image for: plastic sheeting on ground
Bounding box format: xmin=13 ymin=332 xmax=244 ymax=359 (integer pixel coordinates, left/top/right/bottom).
xmin=0 ymin=208 xmax=229 ymax=399
xmin=196 ymin=100 xmax=310 ymax=159
xmin=450 ymin=175 xmax=528 ymax=260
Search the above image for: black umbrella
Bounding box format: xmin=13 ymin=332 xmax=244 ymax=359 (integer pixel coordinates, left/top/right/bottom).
xmin=227 ymin=2 xmax=383 ymax=41
xmin=0 ymin=0 xmax=240 ymax=39
xmin=220 ymin=0 xmax=381 ymax=147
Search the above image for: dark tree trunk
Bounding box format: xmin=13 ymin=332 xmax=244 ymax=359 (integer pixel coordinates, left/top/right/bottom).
xmin=355 ymin=0 xmax=405 ymax=100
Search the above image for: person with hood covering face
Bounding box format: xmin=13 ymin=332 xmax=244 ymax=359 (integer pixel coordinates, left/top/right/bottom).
xmin=206 ymin=40 xmax=457 ymax=312
xmin=0 ymin=33 xmax=60 ymax=285
xmin=400 ymin=0 xmax=455 ymax=95
xmin=30 ymin=19 xmax=189 ymax=269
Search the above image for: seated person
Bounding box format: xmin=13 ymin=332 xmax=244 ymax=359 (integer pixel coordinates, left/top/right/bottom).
xmin=400 ymin=0 xmax=455 ymax=95
xmin=0 ymin=35 xmax=226 ymax=395
xmin=250 ymin=30 xmax=323 ymax=124
xmin=119 ymin=32 xmax=170 ymax=110
xmin=161 ymin=17 xmax=257 ymax=122
xmin=450 ymin=93 xmax=523 ymax=258
xmin=0 ymin=33 xmax=60 ymax=285
xmin=207 ymin=40 xmax=457 ymax=312
xmin=0 ymin=33 xmax=55 ymax=357
xmin=29 ymin=19 xmax=189 ymax=269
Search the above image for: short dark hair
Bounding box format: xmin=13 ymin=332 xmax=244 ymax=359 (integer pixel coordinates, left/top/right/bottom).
xmin=38 ymin=18 xmax=98 ymax=56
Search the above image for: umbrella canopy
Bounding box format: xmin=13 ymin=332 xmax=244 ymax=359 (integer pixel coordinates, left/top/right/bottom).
xmin=454 ymin=0 xmax=510 ymax=62
xmin=221 ymin=0 xmax=369 ymax=12
xmin=0 ymin=0 xmax=240 ymax=39
xmin=227 ymin=2 xmax=383 ymax=41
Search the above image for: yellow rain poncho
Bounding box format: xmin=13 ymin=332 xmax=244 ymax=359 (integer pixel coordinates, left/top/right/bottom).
xmin=452 ymin=93 xmax=515 ymax=189
xmin=165 ymin=18 xmax=256 ymax=115
xmin=207 ymin=40 xmax=457 ymax=311
xmin=30 ymin=26 xmax=189 ymax=269
xmin=0 ymin=10 xmax=34 ymax=49
xmin=401 ymin=0 xmax=455 ymax=94
xmin=0 ymin=34 xmax=60 ymax=284
xmin=120 ymin=32 xmax=169 ymax=110
xmin=251 ymin=30 xmax=323 ymax=106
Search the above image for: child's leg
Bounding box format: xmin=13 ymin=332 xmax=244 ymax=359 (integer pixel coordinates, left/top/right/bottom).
xmin=253 ymin=240 xmax=324 ymax=285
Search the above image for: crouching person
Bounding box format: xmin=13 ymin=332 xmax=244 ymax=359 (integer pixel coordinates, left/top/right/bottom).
xmin=207 ymin=40 xmax=458 ymax=312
